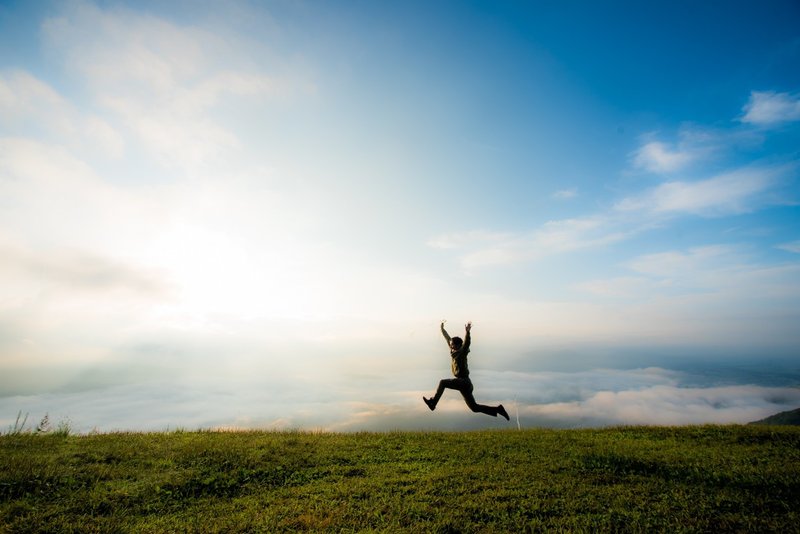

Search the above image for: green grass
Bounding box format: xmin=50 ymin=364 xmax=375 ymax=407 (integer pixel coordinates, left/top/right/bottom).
xmin=1 ymin=426 xmax=799 ymax=532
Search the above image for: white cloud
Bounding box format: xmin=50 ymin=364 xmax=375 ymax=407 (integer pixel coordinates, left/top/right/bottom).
xmin=741 ymin=90 xmax=800 ymax=126
xmin=431 ymin=162 xmax=792 ymax=276
xmin=0 ymin=70 xmax=124 ymax=157
xmin=624 ymin=244 xmax=800 ymax=297
xmin=39 ymin=2 xmax=303 ymax=171
xmin=626 ymin=244 xmax=744 ymax=279
xmin=427 ymin=230 xmax=529 ymax=271
xmin=574 ymin=276 xmax=658 ymax=298
xmin=579 ymin=244 xmax=800 ymax=304
xmin=0 ymin=69 xmax=64 ymax=116
xmin=460 ymin=246 xmax=522 ymax=270
xmin=777 ymin=240 xmax=800 ymax=254
xmin=552 ymin=187 xmax=577 ymax=199
xmin=0 ymin=237 xmax=165 ymax=298
xmin=633 ymin=140 xmax=696 ymax=173
xmin=43 ymin=3 xmax=220 ymax=93
xmin=430 ymin=215 xmax=632 ymax=271
xmin=432 ymin=132 xmax=792 ymax=273
xmin=535 ymin=216 xmax=629 ymax=252
xmin=631 ymin=123 xmax=766 ymax=176
xmin=615 ymin=166 xmax=782 ymax=216
xmin=426 ymin=230 xmax=512 ymax=250
xmin=566 ymin=241 xmax=800 ymax=351
xmin=0 ymin=137 xmax=168 ymax=250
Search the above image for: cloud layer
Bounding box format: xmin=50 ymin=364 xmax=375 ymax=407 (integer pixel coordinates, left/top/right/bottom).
xmin=2 ymin=366 xmax=798 ymax=433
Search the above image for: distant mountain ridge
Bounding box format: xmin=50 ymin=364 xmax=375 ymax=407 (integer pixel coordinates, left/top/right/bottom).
xmin=749 ymin=407 xmax=800 ymax=426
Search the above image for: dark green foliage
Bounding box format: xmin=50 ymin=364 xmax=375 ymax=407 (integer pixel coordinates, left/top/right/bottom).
xmin=1 ymin=426 xmax=799 ymax=532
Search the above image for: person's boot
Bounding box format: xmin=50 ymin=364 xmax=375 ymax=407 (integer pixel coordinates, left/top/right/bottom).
xmin=497 ymin=404 xmax=510 ymax=421
xmin=423 ymin=397 xmax=436 ymax=411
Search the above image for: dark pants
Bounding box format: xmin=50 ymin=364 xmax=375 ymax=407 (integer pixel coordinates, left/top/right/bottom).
xmin=430 ymin=377 xmax=501 ymax=417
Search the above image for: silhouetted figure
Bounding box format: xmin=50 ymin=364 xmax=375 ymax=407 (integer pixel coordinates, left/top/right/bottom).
xmin=424 ymin=321 xmax=509 ymax=420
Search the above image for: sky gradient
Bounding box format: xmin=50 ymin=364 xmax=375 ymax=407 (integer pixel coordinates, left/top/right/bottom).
xmin=1 ymin=1 xmax=799 ymax=432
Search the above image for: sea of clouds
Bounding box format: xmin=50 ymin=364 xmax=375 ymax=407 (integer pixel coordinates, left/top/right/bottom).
xmin=2 ymin=363 xmax=798 ymax=434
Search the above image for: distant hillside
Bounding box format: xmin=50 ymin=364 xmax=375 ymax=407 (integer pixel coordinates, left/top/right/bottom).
xmin=750 ymin=407 xmax=800 ymax=425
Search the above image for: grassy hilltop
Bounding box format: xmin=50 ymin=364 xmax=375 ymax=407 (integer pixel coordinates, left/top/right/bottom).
xmin=1 ymin=426 xmax=799 ymax=532
xmin=750 ymin=407 xmax=800 ymax=426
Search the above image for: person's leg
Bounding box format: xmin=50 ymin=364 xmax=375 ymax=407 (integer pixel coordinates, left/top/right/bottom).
xmin=424 ymin=378 xmax=461 ymax=410
xmin=459 ymin=381 xmax=510 ymax=420
xmin=459 ymin=386 xmax=498 ymax=416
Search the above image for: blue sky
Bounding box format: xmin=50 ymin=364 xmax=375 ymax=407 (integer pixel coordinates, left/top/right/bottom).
xmin=1 ymin=1 xmax=799 ymax=432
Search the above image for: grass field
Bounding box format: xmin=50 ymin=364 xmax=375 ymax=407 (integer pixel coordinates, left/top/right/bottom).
xmin=1 ymin=425 xmax=799 ymax=532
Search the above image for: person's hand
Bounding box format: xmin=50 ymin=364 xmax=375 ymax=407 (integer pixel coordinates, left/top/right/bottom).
xmin=465 ymin=321 xmax=472 ymax=332
xmin=441 ymin=319 xmax=447 ymax=326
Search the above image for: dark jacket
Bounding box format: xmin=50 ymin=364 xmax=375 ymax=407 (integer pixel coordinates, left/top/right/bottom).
xmin=441 ymin=324 xmax=471 ymax=379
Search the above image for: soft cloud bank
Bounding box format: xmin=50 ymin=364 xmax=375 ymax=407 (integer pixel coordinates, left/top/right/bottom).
xmin=2 ymin=367 xmax=797 ymax=433
xmin=524 ymin=384 xmax=800 ymax=427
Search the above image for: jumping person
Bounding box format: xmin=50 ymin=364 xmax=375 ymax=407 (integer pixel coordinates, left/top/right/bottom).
xmin=424 ymin=321 xmax=509 ymax=420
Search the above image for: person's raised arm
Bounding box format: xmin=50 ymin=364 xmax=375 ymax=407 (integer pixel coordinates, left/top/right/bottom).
xmin=463 ymin=322 xmax=472 ymax=350
xmin=440 ymin=320 xmax=451 ymax=346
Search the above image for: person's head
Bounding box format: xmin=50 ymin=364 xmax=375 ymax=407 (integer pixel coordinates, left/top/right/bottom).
xmin=450 ymin=336 xmax=463 ymax=350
